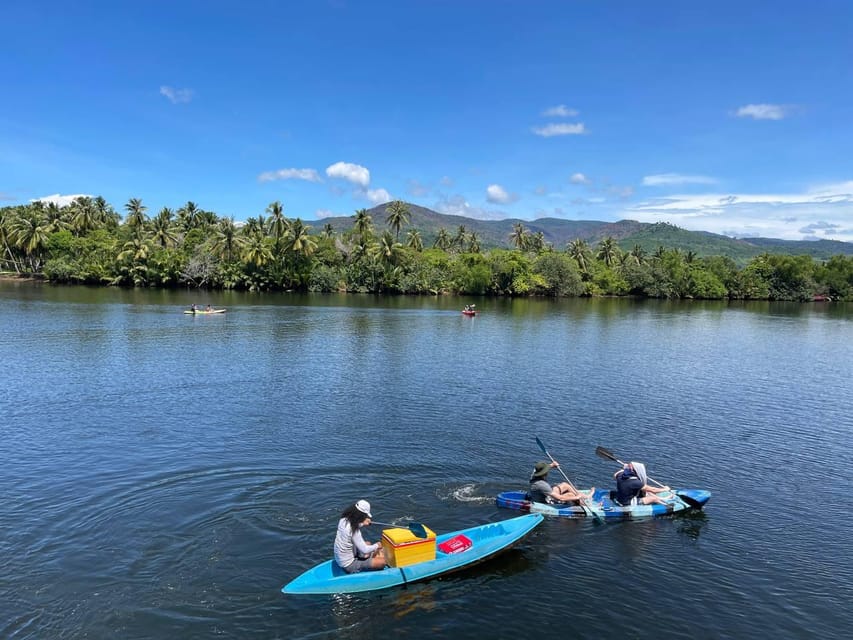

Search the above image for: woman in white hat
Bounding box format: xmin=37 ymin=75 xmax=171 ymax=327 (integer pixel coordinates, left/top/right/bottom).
xmin=612 ymin=462 xmax=671 ymax=506
xmin=333 ymin=499 xmax=386 ymax=573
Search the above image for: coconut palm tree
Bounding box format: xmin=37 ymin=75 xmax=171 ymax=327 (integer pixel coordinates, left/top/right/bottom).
xmin=321 ymin=223 xmax=335 ymax=239
xmin=151 ymin=208 xmax=178 ymax=248
xmin=406 ymin=229 xmax=423 ymax=252
xmin=384 ymin=200 xmax=411 ymax=240
xmin=468 ymin=232 xmax=481 ymax=254
xmin=266 ymin=201 xmax=289 ymax=248
xmin=283 ymin=218 xmax=317 ymax=257
xmin=628 ymin=244 xmax=646 ymax=265
xmin=454 ymin=225 xmax=468 ymax=250
xmin=124 ymin=198 xmax=148 ymax=234
xmin=242 ymin=233 xmax=272 ymax=268
xmin=177 ymin=201 xmax=201 ymax=231
xmin=70 ymin=197 xmax=98 ymax=236
xmin=567 ymin=238 xmax=592 ymax=274
xmin=434 ymin=227 xmax=451 ymax=251
xmin=596 ymin=236 xmax=620 ymax=267
xmin=9 ymin=208 xmax=50 ymax=272
xmin=353 ymin=208 xmax=374 ymax=239
xmin=210 ymin=217 xmax=243 ymax=262
xmin=510 ymin=223 xmax=528 ymax=250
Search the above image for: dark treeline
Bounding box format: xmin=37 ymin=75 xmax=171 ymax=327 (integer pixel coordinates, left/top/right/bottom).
xmin=1 ymin=197 xmax=851 ymax=301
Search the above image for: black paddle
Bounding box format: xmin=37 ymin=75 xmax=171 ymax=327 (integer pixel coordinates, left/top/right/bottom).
xmin=595 ymin=446 xmax=704 ymax=510
xmin=535 ymin=436 xmax=603 ymax=521
xmin=370 ymin=520 xmax=429 ymax=539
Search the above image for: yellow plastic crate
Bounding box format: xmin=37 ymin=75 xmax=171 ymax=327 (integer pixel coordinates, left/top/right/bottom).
xmin=381 ymin=526 xmax=437 ymax=568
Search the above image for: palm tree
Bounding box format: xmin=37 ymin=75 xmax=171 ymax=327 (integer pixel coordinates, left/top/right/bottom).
xmin=266 ymin=201 xmax=289 ymax=248
xmin=124 ymin=198 xmax=148 ymax=234
xmin=321 ymin=223 xmax=335 ymax=239
xmin=93 ymin=196 xmax=120 ymax=229
xmin=628 ymin=244 xmax=646 ymax=265
xmin=283 ymin=219 xmax=317 ymax=257
xmin=177 ymin=201 xmax=201 ymax=231
xmin=242 ymin=233 xmax=272 ymax=268
xmin=384 ymin=200 xmax=411 ymax=240
xmin=353 ymin=208 xmax=374 ymax=239
xmin=210 ymin=217 xmax=243 ymax=261
xmin=151 ymin=208 xmax=178 ymax=248
xmin=596 ymin=236 xmax=620 ymax=267
xmin=454 ymin=225 xmax=468 ymax=250
xmin=43 ymin=202 xmax=69 ymax=234
xmin=10 ymin=208 xmax=50 ymax=272
xmin=510 ymin=223 xmax=528 ymax=250
xmin=375 ymin=230 xmax=404 ymax=268
xmin=531 ymin=231 xmax=547 ymax=253
xmin=468 ymin=232 xmax=481 ymax=253
xmin=406 ymin=229 xmax=423 ymax=252
xmin=70 ymin=197 xmax=98 ymax=236
xmin=434 ymin=227 xmax=451 ymax=251
xmin=567 ymin=238 xmax=592 ymax=273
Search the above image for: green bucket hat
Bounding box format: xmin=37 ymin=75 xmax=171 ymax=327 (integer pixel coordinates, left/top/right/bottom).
xmin=531 ymin=461 xmax=551 ymax=478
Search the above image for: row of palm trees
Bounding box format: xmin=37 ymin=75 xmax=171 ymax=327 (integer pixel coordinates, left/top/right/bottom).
xmin=2 ymin=195 xmax=848 ymax=300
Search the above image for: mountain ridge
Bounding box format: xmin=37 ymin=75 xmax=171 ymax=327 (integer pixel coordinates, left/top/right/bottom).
xmin=303 ymin=202 xmax=853 ymax=263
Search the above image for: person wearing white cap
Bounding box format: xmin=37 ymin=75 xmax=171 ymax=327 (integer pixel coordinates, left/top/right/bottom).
xmin=612 ymin=462 xmax=671 ymax=506
xmin=333 ymin=499 xmax=386 ymax=573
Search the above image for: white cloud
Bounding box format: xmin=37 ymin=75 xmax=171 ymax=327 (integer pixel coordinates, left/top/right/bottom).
xmin=365 ymin=188 xmax=392 ymax=204
xmin=439 ymin=176 xmax=454 ymax=188
xmin=326 ymin=162 xmax=370 ymax=187
xmin=570 ymin=172 xmax=590 ymax=185
xmin=642 ymin=173 xmax=718 ymax=187
xmin=486 ymin=184 xmax=518 ymax=204
xmin=315 ymin=209 xmax=337 ymax=219
xmin=160 ymin=85 xmax=194 ymax=104
xmin=257 ymin=168 xmax=321 ymax=183
xmin=543 ymin=105 xmax=579 ymax=117
xmin=626 ymin=182 xmax=853 ymax=240
xmin=433 ymin=194 xmax=509 ymax=221
xmin=733 ymin=103 xmax=788 ymax=120
xmin=32 ymin=193 xmax=92 ymax=207
xmin=532 ymin=123 xmax=587 ymax=137
xmin=407 ymin=180 xmax=430 ymax=197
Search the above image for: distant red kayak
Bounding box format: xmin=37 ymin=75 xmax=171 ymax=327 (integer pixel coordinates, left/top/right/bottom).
xmin=462 ymin=310 xmax=476 ymax=316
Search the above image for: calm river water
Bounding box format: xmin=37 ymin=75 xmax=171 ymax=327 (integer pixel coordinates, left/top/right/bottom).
xmin=1 ymin=281 xmax=851 ymax=639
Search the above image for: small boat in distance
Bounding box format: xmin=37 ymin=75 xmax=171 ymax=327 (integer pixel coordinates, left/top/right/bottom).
xmin=462 ymin=304 xmax=477 ymax=316
xmin=184 ymin=307 xmax=226 ymax=315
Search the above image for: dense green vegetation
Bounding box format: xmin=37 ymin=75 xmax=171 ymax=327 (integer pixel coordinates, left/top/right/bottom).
xmin=1 ymin=197 xmax=851 ymax=301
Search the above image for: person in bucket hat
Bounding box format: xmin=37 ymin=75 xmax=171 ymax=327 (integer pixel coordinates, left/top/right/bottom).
xmin=528 ymin=460 xmax=595 ymax=505
xmin=333 ymin=500 xmax=386 ymax=573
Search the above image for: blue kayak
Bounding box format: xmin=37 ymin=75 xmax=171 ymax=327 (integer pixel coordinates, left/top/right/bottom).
xmin=496 ymin=488 xmax=711 ymax=519
xmin=282 ymin=513 xmax=544 ymax=595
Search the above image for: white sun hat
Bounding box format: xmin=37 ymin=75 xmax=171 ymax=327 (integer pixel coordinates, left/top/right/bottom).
xmin=355 ymin=499 xmax=372 ymax=518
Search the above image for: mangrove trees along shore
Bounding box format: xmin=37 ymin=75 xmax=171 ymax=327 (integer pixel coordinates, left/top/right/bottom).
xmin=1 ymin=198 xmax=851 ymax=301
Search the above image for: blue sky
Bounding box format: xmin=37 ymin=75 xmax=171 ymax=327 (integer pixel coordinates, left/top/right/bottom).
xmin=2 ymin=1 xmax=851 ymax=241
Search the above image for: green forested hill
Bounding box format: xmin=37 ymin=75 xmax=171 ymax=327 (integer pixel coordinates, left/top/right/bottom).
xmin=308 ymin=203 xmax=853 ymax=262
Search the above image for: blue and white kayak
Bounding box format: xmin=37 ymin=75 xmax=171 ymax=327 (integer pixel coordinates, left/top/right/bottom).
xmin=496 ymin=488 xmax=711 ymax=520
xmin=282 ymin=513 xmax=544 ymax=595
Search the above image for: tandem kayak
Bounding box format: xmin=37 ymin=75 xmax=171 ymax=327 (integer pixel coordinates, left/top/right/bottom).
xmin=496 ymin=488 xmax=710 ymax=520
xmin=282 ymin=513 xmax=544 ymax=595
xmin=183 ymin=308 xmax=226 ymax=314
xmin=462 ymin=310 xmax=476 ymax=316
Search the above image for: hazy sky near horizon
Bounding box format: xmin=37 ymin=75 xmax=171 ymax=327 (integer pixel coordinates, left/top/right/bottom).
xmin=2 ymin=1 xmax=851 ymax=241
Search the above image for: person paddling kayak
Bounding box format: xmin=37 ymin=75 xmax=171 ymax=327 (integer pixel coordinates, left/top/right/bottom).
xmin=529 ymin=461 xmax=595 ymax=505
xmin=333 ymin=500 xmax=386 ymax=573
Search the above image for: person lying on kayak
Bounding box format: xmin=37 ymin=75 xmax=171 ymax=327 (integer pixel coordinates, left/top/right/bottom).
xmin=333 ymin=499 xmax=386 ymax=574
xmin=612 ymin=462 xmax=671 ymax=506
xmin=529 ymin=461 xmax=595 ymax=505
